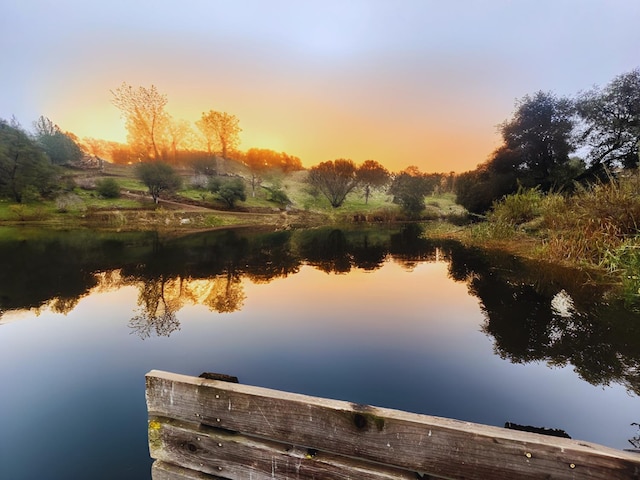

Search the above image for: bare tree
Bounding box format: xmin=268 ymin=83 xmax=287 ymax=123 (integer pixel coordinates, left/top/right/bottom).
xmin=307 ymin=159 xmax=359 ymax=208
xmin=196 ymin=110 xmax=241 ymax=159
xmin=111 ymin=82 xmax=168 ymax=160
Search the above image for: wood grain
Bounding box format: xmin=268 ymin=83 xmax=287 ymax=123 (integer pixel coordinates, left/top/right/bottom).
xmin=146 ymin=370 xmax=640 ymax=480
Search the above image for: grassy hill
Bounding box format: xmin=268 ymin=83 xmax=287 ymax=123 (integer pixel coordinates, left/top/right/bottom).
xmin=0 ymin=161 xmax=465 ymax=230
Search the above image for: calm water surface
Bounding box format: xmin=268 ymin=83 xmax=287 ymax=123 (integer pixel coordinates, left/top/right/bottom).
xmin=0 ymin=225 xmax=638 ymax=479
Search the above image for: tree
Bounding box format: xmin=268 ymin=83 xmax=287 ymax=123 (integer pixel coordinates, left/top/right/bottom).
xmin=196 ymin=110 xmax=241 ymax=159
xmin=0 ymin=119 xmax=57 ymax=202
xmin=33 ymin=116 xmax=83 ymax=165
xmin=307 ymin=159 xmax=359 ymax=208
xmin=499 ymin=91 xmax=576 ymax=189
xmin=243 ymin=148 xmax=271 ymax=197
xmin=454 ymin=91 xmax=576 ymax=214
xmin=135 ymin=161 xmax=181 ymax=203
xmin=209 ymin=177 xmax=246 ymax=208
xmin=111 ymin=83 xmax=168 ymax=160
xmin=356 ymin=159 xmax=390 ymax=204
xmin=388 ymin=168 xmax=435 ymax=218
xmin=576 ymin=68 xmax=640 ymax=171
xmin=166 ymin=116 xmax=194 ymax=163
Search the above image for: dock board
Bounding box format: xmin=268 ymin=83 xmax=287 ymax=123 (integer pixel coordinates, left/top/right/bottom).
xmin=146 ymin=370 xmax=640 ymax=479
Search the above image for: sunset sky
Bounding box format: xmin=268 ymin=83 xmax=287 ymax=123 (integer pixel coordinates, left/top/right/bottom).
xmin=2 ymin=1 xmax=639 ymax=172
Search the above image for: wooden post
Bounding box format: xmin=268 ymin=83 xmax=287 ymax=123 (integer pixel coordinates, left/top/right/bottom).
xmin=146 ymin=370 xmax=640 ymax=480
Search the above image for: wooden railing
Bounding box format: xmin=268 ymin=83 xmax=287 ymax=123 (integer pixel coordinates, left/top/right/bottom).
xmin=146 ymin=370 xmax=640 ymax=480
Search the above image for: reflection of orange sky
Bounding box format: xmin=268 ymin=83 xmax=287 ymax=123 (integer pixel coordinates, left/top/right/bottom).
xmin=241 ymin=260 xmax=481 ymax=331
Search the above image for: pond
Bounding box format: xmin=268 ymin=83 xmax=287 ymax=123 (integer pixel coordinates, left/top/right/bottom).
xmin=0 ymin=225 xmax=638 ymax=479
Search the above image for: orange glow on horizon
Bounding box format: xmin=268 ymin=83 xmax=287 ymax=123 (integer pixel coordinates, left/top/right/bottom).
xmin=47 ymin=80 xmax=502 ymax=173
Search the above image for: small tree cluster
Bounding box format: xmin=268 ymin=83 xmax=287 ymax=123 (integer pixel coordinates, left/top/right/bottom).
xmin=388 ymin=168 xmax=439 ymax=218
xmin=307 ymin=159 xmax=389 ymax=208
xmin=456 ymin=68 xmax=640 ymax=214
xmin=135 ymin=161 xmax=182 ymax=203
xmin=0 ymin=118 xmax=58 ymax=203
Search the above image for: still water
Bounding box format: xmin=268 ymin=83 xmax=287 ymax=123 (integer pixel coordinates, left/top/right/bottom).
xmin=0 ymin=225 xmax=638 ymax=479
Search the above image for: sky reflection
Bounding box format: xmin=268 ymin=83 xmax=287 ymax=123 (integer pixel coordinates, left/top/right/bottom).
xmin=1 ymin=236 xmax=639 ymax=479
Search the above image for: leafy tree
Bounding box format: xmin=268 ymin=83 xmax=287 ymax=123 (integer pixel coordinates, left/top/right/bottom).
xmin=356 ymin=159 xmax=390 ymax=204
xmin=388 ymin=168 xmax=435 ymax=218
xmin=196 ymin=110 xmax=241 ymax=159
xmin=576 ymin=68 xmax=640 ymax=171
xmin=307 ymin=159 xmax=359 ymax=208
xmin=33 ymin=116 xmax=83 ymax=165
xmin=499 ymin=91 xmax=576 ymax=189
xmin=455 ymin=91 xmax=576 ymax=214
xmin=209 ymin=177 xmax=246 ymax=208
xmin=111 ymin=83 xmax=169 ymax=160
xmin=0 ymin=119 xmax=57 ymax=202
xmin=96 ymin=178 xmax=120 ymax=198
xmin=135 ymin=161 xmax=181 ymax=203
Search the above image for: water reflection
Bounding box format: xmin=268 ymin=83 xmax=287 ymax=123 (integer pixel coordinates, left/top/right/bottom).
xmin=1 ymin=225 xmax=639 ymax=396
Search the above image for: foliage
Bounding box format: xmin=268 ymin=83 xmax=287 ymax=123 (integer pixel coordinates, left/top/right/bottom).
xmin=209 ymin=177 xmax=246 ymax=208
xmin=388 ymin=168 xmax=437 ymax=218
xmin=576 ymin=68 xmax=640 ymax=171
xmin=307 ymin=159 xmax=359 ymax=208
xmin=455 ymin=91 xmax=576 ymax=214
xmin=96 ymin=178 xmax=121 ymax=198
xmin=33 ymin=116 xmax=84 ymax=165
xmin=356 ymin=159 xmax=390 ymax=204
xmin=0 ymin=119 xmax=58 ymax=202
xmin=500 ymin=91 xmax=576 ymax=189
xmin=196 ymin=110 xmax=241 ymax=159
xmin=261 ymin=185 xmax=291 ymax=207
xmin=134 ymin=161 xmax=182 ymax=203
xmin=488 ymin=187 xmax=545 ymax=226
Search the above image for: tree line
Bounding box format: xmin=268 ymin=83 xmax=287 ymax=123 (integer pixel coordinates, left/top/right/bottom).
xmin=455 ymin=68 xmax=640 ymax=214
xmin=1 ymin=67 xmax=637 ymax=214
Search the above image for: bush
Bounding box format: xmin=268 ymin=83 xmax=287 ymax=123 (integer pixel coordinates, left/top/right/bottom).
xmin=96 ymin=178 xmax=121 ymax=198
xmin=488 ymin=187 xmax=544 ymax=226
xmin=262 ymin=185 xmax=291 ymax=207
xmin=209 ymin=177 xmax=246 ymax=208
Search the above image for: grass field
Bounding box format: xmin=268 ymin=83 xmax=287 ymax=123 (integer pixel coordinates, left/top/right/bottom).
xmin=0 ymin=161 xmax=465 ymax=229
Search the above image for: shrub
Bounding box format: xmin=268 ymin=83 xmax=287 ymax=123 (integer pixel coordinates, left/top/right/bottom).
xmin=96 ymin=178 xmax=121 ymax=198
xmin=488 ymin=187 xmax=544 ymax=226
xmin=262 ymin=185 xmax=291 ymax=207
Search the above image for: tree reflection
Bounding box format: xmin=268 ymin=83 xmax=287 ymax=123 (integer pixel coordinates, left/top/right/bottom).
xmin=203 ymin=273 xmax=245 ymax=313
xmin=128 ymin=275 xmax=180 ymax=339
xmin=2 ymin=225 xmax=640 ymax=396
xmin=446 ymin=246 xmax=640 ymax=395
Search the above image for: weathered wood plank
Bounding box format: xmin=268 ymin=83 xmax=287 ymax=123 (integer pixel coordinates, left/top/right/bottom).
xmin=149 ymin=416 xmax=423 ymax=480
xmin=152 ymin=461 xmax=227 ymax=480
xmin=146 ymin=370 xmax=640 ymax=480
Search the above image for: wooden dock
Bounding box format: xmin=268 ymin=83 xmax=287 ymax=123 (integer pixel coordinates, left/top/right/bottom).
xmin=146 ymin=370 xmax=640 ymax=479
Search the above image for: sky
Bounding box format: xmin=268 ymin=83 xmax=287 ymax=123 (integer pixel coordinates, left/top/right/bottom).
xmin=2 ymin=1 xmax=639 ymax=173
